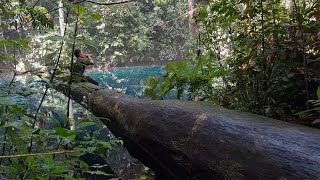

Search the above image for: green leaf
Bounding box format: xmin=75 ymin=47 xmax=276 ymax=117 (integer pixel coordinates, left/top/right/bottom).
xmin=70 ymin=4 xmax=87 ymax=15
xmin=26 ymin=156 xmax=36 ymax=170
xmin=78 ymin=121 xmax=96 ymax=128
xmin=80 ymin=160 xmax=89 ymax=170
xmin=0 ymin=53 xmax=14 ymax=62
xmin=55 ymin=127 xmax=77 ymax=138
xmin=14 ymin=39 xmax=30 ymax=49
xmin=80 ymin=17 xmax=88 ymax=24
xmin=37 ymin=176 xmax=46 ymax=180
xmin=97 ymin=141 xmax=112 ymax=149
xmin=0 ymin=39 xmax=14 ymax=47
xmin=91 ymin=14 xmax=102 ymax=21
xmin=317 ymin=87 xmax=320 ymax=99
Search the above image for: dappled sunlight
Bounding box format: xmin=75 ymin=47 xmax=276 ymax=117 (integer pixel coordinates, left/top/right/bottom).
xmin=113 ymin=102 xmax=121 ymax=115
xmin=0 ymin=0 xmax=319 ymax=179
xmin=192 ymin=113 xmax=208 ymax=132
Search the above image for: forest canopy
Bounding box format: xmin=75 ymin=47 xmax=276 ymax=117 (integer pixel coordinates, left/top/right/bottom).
xmin=146 ymin=0 xmax=320 ymax=127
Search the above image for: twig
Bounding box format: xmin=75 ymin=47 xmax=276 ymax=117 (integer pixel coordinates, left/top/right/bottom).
xmin=0 ymin=76 xmax=8 ymax=84
xmin=309 ymin=40 xmax=320 ymax=47
xmin=67 ymin=5 xmax=80 ymax=118
xmin=0 ymin=150 xmax=75 ymax=159
xmin=86 ymin=0 xmax=135 ymax=6
xmin=53 ymin=138 xmax=63 ymax=160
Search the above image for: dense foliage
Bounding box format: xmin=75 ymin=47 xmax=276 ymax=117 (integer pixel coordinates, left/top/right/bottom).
xmin=0 ymin=0 xmax=319 ymax=178
xmin=0 ymin=0 xmax=189 ymax=178
xmin=146 ymin=0 xmax=320 ymax=126
xmin=23 ymin=0 xmax=192 ymax=69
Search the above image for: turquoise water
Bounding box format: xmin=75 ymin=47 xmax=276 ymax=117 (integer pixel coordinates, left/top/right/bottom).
xmin=0 ymin=66 xmax=170 ymax=112
xmin=0 ymin=67 xmax=162 ymax=178
xmin=0 ymin=66 xmax=180 ymax=113
xmin=88 ymin=66 xmax=166 ymax=98
xmin=0 ymin=66 xmax=173 ymax=178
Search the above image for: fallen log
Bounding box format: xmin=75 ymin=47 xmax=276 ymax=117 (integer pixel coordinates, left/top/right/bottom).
xmin=57 ymin=82 xmax=320 ymax=180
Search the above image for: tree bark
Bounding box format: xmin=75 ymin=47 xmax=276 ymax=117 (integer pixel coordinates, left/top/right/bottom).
xmin=188 ymin=0 xmax=196 ymax=36
xmin=58 ymin=0 xmax=65 ymax=36
xmin=58 ymin=0 xmax=75 ymax=130
xmin=57 ymin=82 xmax=320 ymax=180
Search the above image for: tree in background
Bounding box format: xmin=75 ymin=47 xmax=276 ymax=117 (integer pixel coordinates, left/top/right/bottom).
xmin=17 ymin=0 xmax=194 ymax=71
xmin=146 ymin=0 xmax=320 ymax=126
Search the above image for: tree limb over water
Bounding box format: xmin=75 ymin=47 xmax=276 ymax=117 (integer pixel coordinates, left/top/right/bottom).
xmin=56 ymin=82 xmax=320 ymax=179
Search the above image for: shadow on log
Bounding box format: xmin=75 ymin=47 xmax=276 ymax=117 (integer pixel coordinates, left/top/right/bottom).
xmin=57 ymin=82 xmax=320 ymax=180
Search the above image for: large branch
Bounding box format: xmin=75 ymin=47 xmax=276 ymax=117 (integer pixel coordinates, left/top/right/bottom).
xmin=58 ymin=82 xmax=320 ymax=179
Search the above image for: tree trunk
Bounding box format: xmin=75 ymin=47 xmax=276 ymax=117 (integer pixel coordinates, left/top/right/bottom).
xmin=58 ymin=0 xmax=75 ymax=130
xmin=58 ymin=0 xmax=65 ymax=36
xmin=57 ymin=82 xmax=320 ymax=180
xmin=188 ymin=0 xmax=196 ymax=36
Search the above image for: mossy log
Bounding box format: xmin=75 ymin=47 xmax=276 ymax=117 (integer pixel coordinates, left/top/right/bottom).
xmin=57 ymin=82 xmax=320 ymax=180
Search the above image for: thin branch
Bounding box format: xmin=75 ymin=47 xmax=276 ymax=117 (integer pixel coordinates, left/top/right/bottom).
xmin=86 ymin=0 xmax=135 ymax=6
xmin=52 ymin=138 xmax=63 ymax=160
xmin=8 ymin=44 xmax=17 ymax=90
xmin=309 ymin=40 xmax=320 ymax=47
xmin=0 ymin=76 xmax=8 ymax=84
xmin=0 ymin=150 xmax=75 ymax=159
xmin=67 ymin=5 xmax=80 ymax=118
